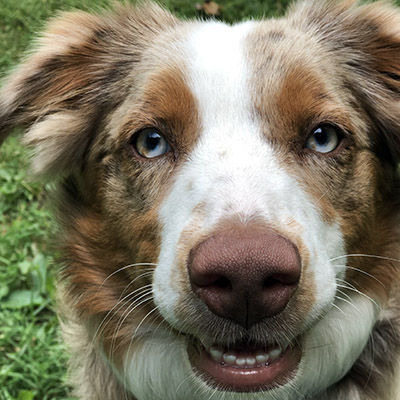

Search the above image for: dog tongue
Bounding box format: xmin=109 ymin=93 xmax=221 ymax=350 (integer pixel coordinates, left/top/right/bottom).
xmin=190 ymin=345 xmax=301 ymax=392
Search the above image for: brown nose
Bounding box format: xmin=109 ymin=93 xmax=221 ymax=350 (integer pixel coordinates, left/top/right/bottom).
xmin=188 ymin=227 xmax=301 ymax=329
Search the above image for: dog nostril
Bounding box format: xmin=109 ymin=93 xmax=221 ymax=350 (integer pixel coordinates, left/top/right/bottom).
xmin=188 ymin=227 xmax=301 ymax=328
xmin=264 ymin=272 xmax=299 ymax=289
xmin=197 ymin=274 xmax=232 ymax=290
xmin=191 ymin=272 xmax=232 ymax=289
xmin=212 ymin=276 xmax=231 ymax=290
xmin=263 ymin=277 xmax=283 ymax=289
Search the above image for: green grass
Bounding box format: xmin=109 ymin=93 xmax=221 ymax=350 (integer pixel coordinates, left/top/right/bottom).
xmin=0 ymin=135 xmax=66 ymax=400
xmin=0 ymin=1 xmax=291 ymax=398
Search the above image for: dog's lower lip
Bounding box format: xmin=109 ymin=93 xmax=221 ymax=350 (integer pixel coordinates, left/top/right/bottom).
xmin=188 ymin=342 xmax=301 ymax=392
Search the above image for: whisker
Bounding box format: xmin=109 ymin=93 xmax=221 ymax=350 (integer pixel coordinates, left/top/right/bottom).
xmin=110 ymin=295 xmax=155 ymax=368
xmin=335 ymin=295 xmax=361 ymax=312
xmin=304 ymin=342 xmax=336 ymax=351
xmin=333 ymin=264 xmax=386 ymax=289
xmin=335 ymin=280 xmax=380 ymax=308
xmin=330 ymin=302 xmax=345 ymax=316
xmin=132 ymin=307 xmax=159 ymax=340
xmin=123 ymin=306 xmax=159 ymax=390
xmin=174 ymin=366 xmax=195 ymax=397
xmin=330 ymin=254 xmax=400 ymax=264
xmin=335 ymin=288 xmax=353 ymax=302
xmin=91 ymin=283 xmax=153 ymax=347
xmin=109 ymin=291 xmax=154 ymax=365
xmin=119 ymin=271 xmax=154 ymax=299
xmin=100 ymin=263 xmax=156 ymax=289
xmin=111 ymin=290 xmax=154 ymax=343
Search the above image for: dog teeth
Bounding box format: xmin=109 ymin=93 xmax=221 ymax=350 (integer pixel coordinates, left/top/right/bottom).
xmin=255 ymin=351 xmax=269 ymax=364
xmin=223 ymin=353 xmax=237 ymax=365
xmin=269 ymin=348 xmax=282 ymax=360
xmin=208 ymin=347 xmax=281 ymax=367
xmin=209 ymin=347 xmax=223 ymax=362
xmin=245 ymin=356 xmax=256 ymax=366
xmin=236 ymin=357 xmax=246 ymax=366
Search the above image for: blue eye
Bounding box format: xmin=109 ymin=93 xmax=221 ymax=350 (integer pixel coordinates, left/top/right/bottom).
xmin=133 ymin=128 xmax=171 ymax=159
xmin=305 ymin=125 xmax=340 ymax=154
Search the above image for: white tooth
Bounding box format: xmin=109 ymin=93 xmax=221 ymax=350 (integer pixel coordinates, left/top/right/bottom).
xmin=236 ymin=357 xmax=246 ymax=366
xmin=246 ymin=356 xmax=256 ymax=366
xmin=269 ymin=348 xmax=282 ymax=360
xmin=210 ymin=347 xmax=223 ymax=362
xmin=255 ymin=352 xmax=269 ymax=364
xmin=223 ymin=353 xmax=237 ymax=365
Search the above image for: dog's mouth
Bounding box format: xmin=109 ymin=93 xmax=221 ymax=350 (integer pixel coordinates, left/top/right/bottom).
xmin=188 ymin=340 xmax=302 ymax=392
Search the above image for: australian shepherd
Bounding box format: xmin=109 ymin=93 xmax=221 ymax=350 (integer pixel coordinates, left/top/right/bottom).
xmin=1 ymin=0 xmax=400 ymax=399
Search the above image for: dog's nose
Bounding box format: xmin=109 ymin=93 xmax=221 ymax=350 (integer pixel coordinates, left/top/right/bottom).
xmin=188 ymin=227 xmax=301 ymax=329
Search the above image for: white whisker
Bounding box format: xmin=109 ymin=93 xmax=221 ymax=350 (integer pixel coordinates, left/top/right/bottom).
xmin=109 ymin=291 xmax=154 ymax=365
xmin=330 ymin=302 xmax=345 ymax=316
xmin=330 ymin=254 xmax=400 ymax=264
xmin=335 ymin=295 xmax=360 ymax=312
xmin=123 ymin=306 xmax=159 ymax=391
xmin=99 ymin=263 xmax=156 ymax=289
xmin=335 ymin=280 xmax=380 ymax=309
xmin=333 ymin=264 xmax=387 ymax=289
xmin=91 ymin=283 xmax=153 ymax=347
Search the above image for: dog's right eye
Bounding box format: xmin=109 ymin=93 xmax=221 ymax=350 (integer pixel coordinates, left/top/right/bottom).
xmin=132 ymin=128 xmax=171 ymax=159
xmin=305 ymin=124 xmax=342 ymax=154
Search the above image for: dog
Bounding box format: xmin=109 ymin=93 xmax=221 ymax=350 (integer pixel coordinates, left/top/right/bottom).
xmin=1 ymin=0 xmax=400 ymax=398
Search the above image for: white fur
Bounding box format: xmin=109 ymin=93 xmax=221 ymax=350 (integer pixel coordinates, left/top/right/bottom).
xmin=294 ymin=294 xmax=378 ymax=397
xmin=23 ymin=112 xmax=89 ymax=177
xmin=122 ymin=20 xmax=378 ymax=400
xmin=122 ymin=295 xmax=377 ymax=400
xmin=153 ymin=21 xmax=343 ymax=333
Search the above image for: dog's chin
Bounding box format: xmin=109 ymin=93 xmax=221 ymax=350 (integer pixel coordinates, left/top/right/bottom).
xmin=187 ymin=339 xmax=302 ymax=393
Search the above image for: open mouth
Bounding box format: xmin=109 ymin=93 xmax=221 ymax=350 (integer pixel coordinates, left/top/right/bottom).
xmin=188 ymin=341 xmax=302 ymax=392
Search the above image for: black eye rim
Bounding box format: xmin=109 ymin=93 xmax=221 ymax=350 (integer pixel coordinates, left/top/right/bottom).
xmin=129 ymin=127 xmax=173 ymax=160
xmin=303 ymin=123 xmax=348 ymax=156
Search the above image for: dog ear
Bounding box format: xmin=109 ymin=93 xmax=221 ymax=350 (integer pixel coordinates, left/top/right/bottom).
xmin=292 ymin=0 xmax=400 ymax=164
xmin=0 ymin=3 xmax=177 ymax=178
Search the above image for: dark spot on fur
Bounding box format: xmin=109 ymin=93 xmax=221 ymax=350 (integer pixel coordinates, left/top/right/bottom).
xmin=380 ymin=71 xmax=400 ymax=82
xmin=21 ymin=58 xmax=62 ymax=96
xmin=95 ymin=150 xmax=110 ymax=163
xmin=266 ymin=30 xmax=285 ymax=42
xmin=61 ymin=176 xmax=84 ymax=204
xmin=107 ymin=60 xmax=136 ymax=84
xmin=92 ymin=27 xmax=111 ymax=43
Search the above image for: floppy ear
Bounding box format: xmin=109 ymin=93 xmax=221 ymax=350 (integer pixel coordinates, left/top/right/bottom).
xmin=0 ymin=3 xmax=177 ymax=178
xmin=291 ymin=0 xmax=400 ymax=164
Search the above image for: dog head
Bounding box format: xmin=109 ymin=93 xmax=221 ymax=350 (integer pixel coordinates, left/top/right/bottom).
xmin=1 ymin=0 xmax=400 ymax=398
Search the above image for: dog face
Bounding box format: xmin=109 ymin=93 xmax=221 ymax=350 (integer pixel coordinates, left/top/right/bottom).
xmin=1 ymin=1 xmax=400 ymax=399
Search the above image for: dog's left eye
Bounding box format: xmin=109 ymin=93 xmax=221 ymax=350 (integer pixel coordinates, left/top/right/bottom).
xmin=305 ymin=125 xmax=341 ymax=154
xmin=133 ymin=128 xmax=171 ymax=159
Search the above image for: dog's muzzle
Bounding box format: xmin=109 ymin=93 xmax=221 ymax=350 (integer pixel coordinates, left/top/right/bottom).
xmin=188 ymin=226 xmax=301 ymax=328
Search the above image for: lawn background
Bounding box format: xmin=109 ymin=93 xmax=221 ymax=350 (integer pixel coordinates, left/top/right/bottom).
xmin=1 ymin=0 xmax=396 ymax=399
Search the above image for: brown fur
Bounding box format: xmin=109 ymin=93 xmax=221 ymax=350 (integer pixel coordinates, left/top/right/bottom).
xmin=1 ymin=1 xmax=400 ymax=399
xmin=244 ymin=2 xmax=400 ymax=331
